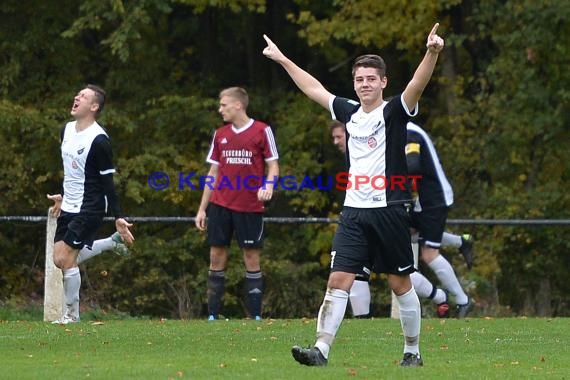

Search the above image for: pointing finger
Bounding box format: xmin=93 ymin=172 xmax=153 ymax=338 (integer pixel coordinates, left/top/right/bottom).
xmin=263 ymin=34 xmax=273 ymax=46
xmin=429 ymin=23 xmax=439 ymax=38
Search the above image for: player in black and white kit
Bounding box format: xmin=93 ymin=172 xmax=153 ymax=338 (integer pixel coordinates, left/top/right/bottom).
xmin=330 ymin=121 xmax=452 ymax=319
xmin=47 ymin=84 xmax=134 ymax=324
xmin=406 ymin=122 xmax=473 ymax=318
xmin=264 ymin=24 xmax=445 ymax=367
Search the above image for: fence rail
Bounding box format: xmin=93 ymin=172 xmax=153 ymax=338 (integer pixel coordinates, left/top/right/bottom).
xmin=1 ymin=215 xmax=570 ymax=225
xmin=4 ymin=211 xmax=567 ymax=321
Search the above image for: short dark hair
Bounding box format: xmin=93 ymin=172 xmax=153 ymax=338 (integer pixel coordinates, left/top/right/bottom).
xmin=86 ymin=84 xmax=106 ymax=116
xmin=352 ymin=54 xmax=387 ymax=78
xmin=329 ymin=120 xmax=345 ymax=132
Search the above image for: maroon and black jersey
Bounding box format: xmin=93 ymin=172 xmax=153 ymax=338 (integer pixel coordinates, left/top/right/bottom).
xmin=206 ymin=119 xmax=278 ymax=213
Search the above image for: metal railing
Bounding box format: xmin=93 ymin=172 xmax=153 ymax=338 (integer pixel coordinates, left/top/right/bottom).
xmin=2 ymin=215 xmax=570 ymax=225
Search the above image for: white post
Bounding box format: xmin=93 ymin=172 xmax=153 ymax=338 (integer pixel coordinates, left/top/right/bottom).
xmin=390 ymin=242 xmax=419 ymax=319
xmin=44 ymin=209 xmax=63 ymax=321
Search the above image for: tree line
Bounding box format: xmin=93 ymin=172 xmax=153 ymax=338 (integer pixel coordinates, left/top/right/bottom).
xmin=0 ymin=0 xmax=568 ymax=318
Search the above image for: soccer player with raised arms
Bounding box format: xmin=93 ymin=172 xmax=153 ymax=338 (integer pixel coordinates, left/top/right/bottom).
xmin=263 ymin=24 xmax=444 ymax=366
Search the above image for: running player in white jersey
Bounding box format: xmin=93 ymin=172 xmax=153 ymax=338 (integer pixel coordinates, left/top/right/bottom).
xmin=406 ymin=122 xmax=473 ymax=318
xmin=47 ymin=84 xmax=134 ymax=324
xmin=264 ymin=23 xmax=445 ymax=367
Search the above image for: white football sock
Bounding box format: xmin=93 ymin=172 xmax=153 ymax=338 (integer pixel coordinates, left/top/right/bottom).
xmin=349 ymin=280 xmax=371 ymax=317
xmin=428 ymin=255 xmax=468 ymax=305
xmin=315 ymin=288 xmax=349 ymax=359
xmin=441 ymin=232 xmax=462 ymax=248
xmin=397 ymin=287 xmax=421 ymax=355
xmin=409 ymin=272 xmax=433 ymax=299
xmin=77 ymin=236 xmax=114 ymax=264
xmin=63 ymin=267 xmax=81 ymax=318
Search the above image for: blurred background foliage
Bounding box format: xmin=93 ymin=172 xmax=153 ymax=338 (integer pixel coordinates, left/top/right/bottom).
xmin=0 ymin=0 xmax=568 ymax=319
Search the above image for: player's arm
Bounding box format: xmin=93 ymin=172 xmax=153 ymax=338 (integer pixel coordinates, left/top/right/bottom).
xmin=405 ymin=141 xmax=422 ymax=175
xmin=402 ymin=23 xmax=445 ymax=112
xmin=46 ymin=126 xmax=67 ymax=217
xmin=94 ymin=135 xmax=134 ymax=244
xmin=262 ymin=34 xmax=332 ymax=110
xmin=195 ymin=164 xmax=218 ymax=231
xmin=258 ymin=159 xmax=279 ymax=202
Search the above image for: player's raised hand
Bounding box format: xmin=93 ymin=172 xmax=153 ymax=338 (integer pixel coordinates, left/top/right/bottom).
xmin=262 ymin=34 xmax=286 ymax=62
xmin=426 ymin=23 xmax=444 ymax=53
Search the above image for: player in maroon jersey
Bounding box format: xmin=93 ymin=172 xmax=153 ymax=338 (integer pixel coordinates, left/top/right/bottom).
xmin=195 ymin=87 xmax=279 ymax=321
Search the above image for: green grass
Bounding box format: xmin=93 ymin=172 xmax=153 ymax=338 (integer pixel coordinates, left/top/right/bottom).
xmin=0 ymin=317 xmax=568 ymax=379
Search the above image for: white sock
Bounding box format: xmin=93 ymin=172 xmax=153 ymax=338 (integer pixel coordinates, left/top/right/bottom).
xmin=63 ymin=267 xmax=81 ymax=318
xmin=349 ymin=280 xmax=371 ymax=316
xmin=433 ymin=289 xmax=447 ymax=305
xmin=315 ymin=288 xmax=349 ymax=359
xmin=441 ymin=232 xmax=462 ymax=248
xmin=428 ymin=255 xmax=468 ymax=305
xmin=397 ymin=287 xmax=421 ymax=355
xmin=410 ymin=272 xmax=447 ymax=304
xmin=77 ymin=236 xmax=114 ymax=264
xmin=409 ymin=272 xmax=433 ymax=299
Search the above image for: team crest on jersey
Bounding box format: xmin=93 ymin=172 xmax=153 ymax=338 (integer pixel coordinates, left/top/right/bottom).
xmin=77 ymin=147 xmax=85 ymax=155
xmin=72 ymin=160 xmax=78 ymax=169
xmin=367 ymin=137 xmax=377 ymax=149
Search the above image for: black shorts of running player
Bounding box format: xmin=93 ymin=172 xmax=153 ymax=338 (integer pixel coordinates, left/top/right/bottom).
xmin=410 ymin=205 xmax=448 ymax=249
xmin=206 ymin=203 xmax=264 ymax=249
xmin=331 ymin=205 xmax=415 ymax=275
xmin=355 ymin=268 xmax=371 ymax=282
xmin=54 ymin=210 xmax=105 ymax=250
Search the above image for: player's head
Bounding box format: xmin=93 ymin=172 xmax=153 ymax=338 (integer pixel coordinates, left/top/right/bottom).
xmin=219 ymin=87 xmax=249 ymax=124
xmin=329 ymin=121 xmax=346 ymax=154
xmin=352 ymin=55 xmax=388 ymax=105
xmin=71 ymin=84 xmax=106 ymax=119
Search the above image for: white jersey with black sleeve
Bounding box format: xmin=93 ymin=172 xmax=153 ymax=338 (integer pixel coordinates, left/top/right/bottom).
xmin=60 ymin=121 xmax=122 ymax=217
xmin=330 ymin=95 xmax=416 ymax=208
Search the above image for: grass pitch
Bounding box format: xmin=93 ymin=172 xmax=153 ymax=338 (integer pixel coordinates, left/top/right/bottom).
xmin=0 ymin=317 xmax=567 ymax=379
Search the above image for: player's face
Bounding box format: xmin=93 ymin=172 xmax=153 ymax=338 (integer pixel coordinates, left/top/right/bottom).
xmin=70 ymin=88 xmax=99 ymax=119
xmin=353 ymin=67 xmax=387 ymax=105
xmin=331 ymin=127 xmax=346 ymax=153
xmin=218 ymin=95 xmax=240 ymax=124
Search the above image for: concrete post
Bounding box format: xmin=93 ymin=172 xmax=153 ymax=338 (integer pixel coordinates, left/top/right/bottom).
xmin=43 ymin=209 xmax=62 ymax=321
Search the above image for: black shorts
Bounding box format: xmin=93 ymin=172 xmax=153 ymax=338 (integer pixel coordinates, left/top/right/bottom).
xmin=54 ymin=211 xmax=104 ymax=250
xmin=331 ymin=205 xmax=414 ymax=275
xmin=207 ymin=203 xmax=264 ymax=249
xmin=410 ymin=206 xmax=448 ymax=249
